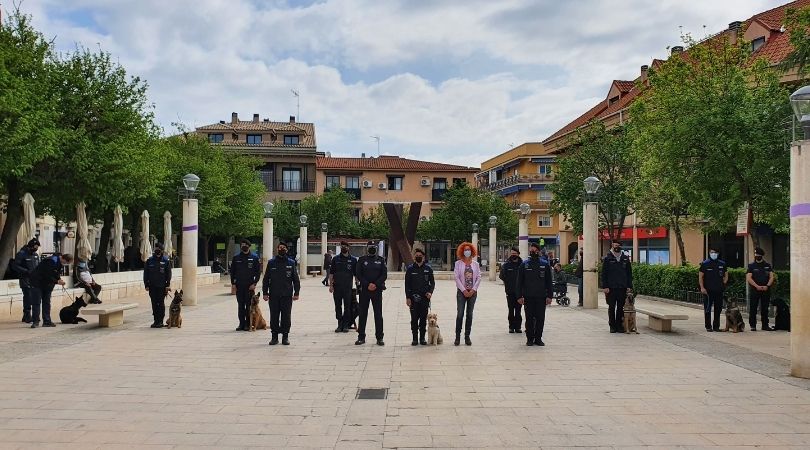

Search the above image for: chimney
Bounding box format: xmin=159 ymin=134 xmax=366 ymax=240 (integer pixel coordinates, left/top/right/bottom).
xmin=263 ymin=118 xmax=269 ymax=122
xmin=728 ymin=21 xmax=743 ymax=46
xmin=289 ymin=115 xmax=296 ymax=123
xmin=252 ymin=113 xmax=259 ymax=123
xmin=640 ymin=64 xmax=649 ymax=83
xmin=219 ymin=120 xmax=225 ymax=124
xmin=231 ymin=112 xmax=238 ymax=124
xmin=361 ymin=152 xmax=366 ymax=158
xmin=671 ymin=45 xmax=684 ymax=56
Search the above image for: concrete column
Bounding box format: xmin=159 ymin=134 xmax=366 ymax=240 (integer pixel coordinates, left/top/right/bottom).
xmin=181 ymin=199 xmax=198 ymax=306
xmin=518 ymin=217 xmax=529 ymax=257
xmin=262 ymin=217 xmax=273 ymax=269
xmin=790 ymin=140 xmax=810 ymax=378
xmin=471 ymin=232 xmax=479 ymax=258
xmin=488 ymin=226 xmax=497 ymax=281
xmin=583 ymin=201 xmax=598 ymax=309
xmin=632 ymin=213 xmax=639 ymax=263
xmin=321 ymin=230 xmax=327 ymax=260
xmin=299 ymin=226 xmax=308 ymax=276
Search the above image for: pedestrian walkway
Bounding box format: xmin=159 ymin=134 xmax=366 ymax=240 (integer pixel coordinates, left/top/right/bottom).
xmin=1 ymin=276 xmax=809 ymax=448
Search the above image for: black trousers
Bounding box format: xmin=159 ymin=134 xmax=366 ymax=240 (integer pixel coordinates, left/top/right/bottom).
xmin=30 ymin=286 xmax=53 ymax=324
xmin=358 ymin=289 xmax=383 ymax=340
xmin=235 ymin=285 xmax=252 ymax=328
xmin=524 ymin=297 xmax=547 ymax=341
xmin=333 ymin=284 xmax=353 ymax=327
xmin=606 ymin=288 xmax=627 ymax=331
xmin=149 ymin=287 xmax=166 ymax=324
xmin=269 ymin=296 xmax=293 ymax=335
xmin=704 ymin=290 xmax=723 ymax=330
xmin=749 ymin=289 xmax=771 ymax=329
xmin=79 ymin=283 xmax=102 ymax=303
xmin=21 ymin=285 xmax=33 ymax=317
xmin=410 ymin=300 xmax=429 ymax=337
xmin=506 ymin=293 xmax=522 ymax=330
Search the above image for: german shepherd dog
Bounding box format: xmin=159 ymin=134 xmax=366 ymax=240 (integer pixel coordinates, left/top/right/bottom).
xmin=166 ymin=290 xmax=183 ymax=329
xmin=59 ymin=295 xmax=88 ymax=324
xmin=249 ymin=291 xmax=267 ymax=331
xmin=623 ymin=291 xmax=639 ymax=334
xmin=723 ymin=297 xmax=745 ymax=333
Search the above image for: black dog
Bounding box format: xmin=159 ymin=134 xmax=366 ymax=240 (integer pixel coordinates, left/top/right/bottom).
xmin=774 ymin=298 xmax=791 ymax=331
xmin=59 ymin=296 xmax=88 ymax=324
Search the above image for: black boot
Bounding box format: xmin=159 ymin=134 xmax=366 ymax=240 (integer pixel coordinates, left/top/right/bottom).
xmin=269 ymin=334 xmax=279 ymax=345
xmin=412 ymin=331 xmax=418 ymax=346
xmin=22 ymin=312 xmax=32 ymax=324
xmin=282 ymin=334 xmax=290 ymax=345
xmin=465 ymin=335 xmax=472 ymax=346
xmin=419 ymin=330 xmax=427 ymax=346
xmin=335 ymin=321 xmax=342 ymax=333
xmin=454 ymin=333 xmax=460 ymax=346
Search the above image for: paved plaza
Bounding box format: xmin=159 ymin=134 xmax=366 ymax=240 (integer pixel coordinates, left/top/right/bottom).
xmin=1 ymin=276 xmax=809 ymax=449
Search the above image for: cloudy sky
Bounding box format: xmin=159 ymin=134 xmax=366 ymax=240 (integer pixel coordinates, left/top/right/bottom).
xmin=20 ymin=0 xmax=776 ymax=166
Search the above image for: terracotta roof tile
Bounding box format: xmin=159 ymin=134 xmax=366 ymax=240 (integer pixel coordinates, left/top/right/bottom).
xmin=597 ymin=87 xmax=641 ymax=120
xmin=543 ymin=99 xmax=609 ymax=144
xmin=316 ymin=156 xmax=478 ymax=172
xmin=752 ymin=30 xmax=792 ymax=65
xmin=196 ymin=120 xmax=316 ymax=147
xmin=614 ymin=80 xmax=636 ymax=93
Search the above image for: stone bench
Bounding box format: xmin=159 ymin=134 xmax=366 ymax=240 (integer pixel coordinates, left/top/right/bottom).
xmin=635 ymin=308 xmax=689 ymax=332
xmin=82 ymin=303 xmax=138 ymax=328
xmin=308 ymin=270 xmax=322 ymax=277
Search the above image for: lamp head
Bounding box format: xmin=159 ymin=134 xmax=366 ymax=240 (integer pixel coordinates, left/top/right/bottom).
xmin=321 ymin=222 xmax=328 ymax=232
xmin=519 ymin=203 xmax=531 ymax=216
xmin=472 ymin=223 xmax=479 ymax=233
xmin=790 ymin=85 xmax=810 ymax=137
xmin=299 ymin=214 xmax=308 ymax=226
xmin=488 ymin=215 xmax=497 ymax=227
xmin=182 ymin=174 xmax=200 ymax=192
xmin=583 ymin=176 xmax=602 ymax=195
xmin=263 ymin=201 xmax=274 ymax=216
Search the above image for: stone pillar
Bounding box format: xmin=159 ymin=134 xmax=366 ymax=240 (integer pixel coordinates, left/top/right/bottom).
xmin=583 ymin=201 xmax=598 ymax=309
xmin=321 ymin=230 xmax=328 ymax=260
xmin=632 ymin=213 xmax=640 ymax=263
xmin=472 ymin=232 xmax=479 ymax=258
xmin=791 ymin=140 xmax=810 ymax=378
xmin=489 ymin=226 xmax=497 ymax=281
xmin=299 ymin=225 xmax=308 ymax=276
xmin=262 ymin=217 xmax=273 ymax=269
xmin=518 ymin=217 xmax=529 ymax=258
xmin=181 ymin=199 xmax=198 ymax=306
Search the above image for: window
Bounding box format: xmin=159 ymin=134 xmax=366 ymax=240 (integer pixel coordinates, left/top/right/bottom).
xmin=452 ymin=178 xmax=466 ymax=186
xmin=346 ymin=176 xmax=360 ymax=189
xmin=208 ymin=133 xmax=224 ymax=143
xmin=433 ymin=178 xmax=447 ymax=190
xmin=608 ymin=95 xmax=620 ymax=106
xmin=326 ymin=175 xmax=341 ymax=189
xmin=282 ymin=169 xmax=302 ymax=191
xmin=388 ymin=176 xmax=403 ymax=191
xmin=538 ymin=215 xmax=552 ymax=227
xmin=283 ymin=135 xmax=300 ymax=145
xmin=537 ymin=190 xmax=553 ymax=201
xmin=246 ymin=134 xmax=262 ymax=144
xmin=353 ymin=208 xmax=361 ymax=223
xmin=537 ymin=164 xmax=553 ymax=175
xmin=752 ymin=36 xmax=765 ymax=52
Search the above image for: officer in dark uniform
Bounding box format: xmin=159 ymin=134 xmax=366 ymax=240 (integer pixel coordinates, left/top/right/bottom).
xmin=746 ymin=247 xmax=775 ymax=331
xmin=699 ymin=246 xmax=728 ymax=332
xmin=405 ymin=248 xmax=435 ymax=346
xmin=499 ymin=246 xmax=523 ymax=333
xmin=517 ymin=242 xmax=553 ymax=346
xmin=144 ymin=244 xmax=172 ymax=328
xmin=262 ymin=243 xmax=301 ymax=345
xmin=602 ymin=240 xmax=633 ymax=333
xmin=30 ymin=253 xmax=72 ymax=328
xmin=230 ymin=239 xmax=261 ymax=331
xmin=355 ymin=240 xmax=387 ymax=346
xmin=329 ymin=240 xmax=357 ymax=333
xmin=12 ymin=238 xmax=41 ymax=323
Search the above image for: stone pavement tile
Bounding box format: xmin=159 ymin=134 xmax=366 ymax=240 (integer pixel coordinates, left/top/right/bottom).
xmin=69 ymin=430 xmax=153 ymax=444
xmin=286 ymin=434 xmax=340 ymax=447
xmin=143 ymin=432 xmax=223 ymax=446
xmin=637 ymin=433 xmax=717 ymax=446
xmin=382 ymin=433 xmax=432 ymax=448
xmin=0 ymin=429 xmax=85 ymax=443
xmin=335 ymin=439 xmax=383 ymax=450
xmin=701 ymin=432 xmax=791 ymax=446
xmin=215 ymin=433 xmax=289 ymax=447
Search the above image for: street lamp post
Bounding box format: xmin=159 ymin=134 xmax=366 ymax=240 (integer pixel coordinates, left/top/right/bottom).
xmin=321 ymin=222 xmax=328 ymax=264
xmin=471 ymin=223 xmax=479 ymax=260
xmin=518 ymin=203 xmax=531 ymax=257
xmin=262 ymin=202 xmax=274 ymax=269
xmin=789 ymin=87 xmax=810 ymax=378
xmin=299 ymin=215 xmax=308 ymax=277
xmin=181 ymin=174 xmax=200 ymax=306
xmin=582 ymin=176 xmax=602 ymax=310
xmin=488 ymin=215 xmax=497 ymax=281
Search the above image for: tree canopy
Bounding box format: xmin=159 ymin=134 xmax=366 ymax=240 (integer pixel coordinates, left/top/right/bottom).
xmin=419 ymin=184 xmax=517 ymax=244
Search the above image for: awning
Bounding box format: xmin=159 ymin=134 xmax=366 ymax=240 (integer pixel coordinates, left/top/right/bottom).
xmin=530 ymin=157 xmax=556 ymax=164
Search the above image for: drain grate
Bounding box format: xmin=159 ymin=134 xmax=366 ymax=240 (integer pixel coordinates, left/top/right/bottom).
xmin=356 ymin=388 xmax=388 ymax=399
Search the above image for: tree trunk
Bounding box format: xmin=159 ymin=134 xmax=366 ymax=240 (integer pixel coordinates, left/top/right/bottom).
xmin=0 ymin=179 xmax=24 ymax=280
xmin=94 ymin=209 xmax=114 ymax=273
xmin=671 ymin=217 xmax=688 ymax=266
xmin=201 ymin=235 xmax=211 ymax=266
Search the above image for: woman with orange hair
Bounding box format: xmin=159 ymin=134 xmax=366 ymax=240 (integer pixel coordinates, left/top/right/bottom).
xmin=453 ymin=242 xmax=481 ymax=346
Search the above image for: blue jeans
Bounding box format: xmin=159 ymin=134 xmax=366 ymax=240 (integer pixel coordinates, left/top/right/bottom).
xmin=456 ymin=289 xmax=477 ymax=336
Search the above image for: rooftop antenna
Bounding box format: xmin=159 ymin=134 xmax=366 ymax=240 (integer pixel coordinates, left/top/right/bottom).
xmin=370 ymin=135 xmax=380 ymax=156
xmin=291 ymin=89 xmax=300 ymax=121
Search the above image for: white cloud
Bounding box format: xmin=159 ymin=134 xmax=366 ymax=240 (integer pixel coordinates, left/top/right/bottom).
xmin=20 ymin=0 xmax=775 ymax=166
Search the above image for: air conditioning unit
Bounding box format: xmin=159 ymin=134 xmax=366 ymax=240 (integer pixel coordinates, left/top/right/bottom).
xmin=362 ymin=180 xmax=372 ymax=188
xmin=420 ymin=178 xmax=430 ymax=186
xmin=378 ymin=182 xmax=387 ymax=190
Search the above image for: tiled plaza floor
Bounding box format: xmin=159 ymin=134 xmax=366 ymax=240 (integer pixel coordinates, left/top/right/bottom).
xmin=1 ymin=276 xmax=809 ymax=449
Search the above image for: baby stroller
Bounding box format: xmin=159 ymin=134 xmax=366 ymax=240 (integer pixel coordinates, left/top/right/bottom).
xmin=553 ymin=272 xmax=570 ymax=306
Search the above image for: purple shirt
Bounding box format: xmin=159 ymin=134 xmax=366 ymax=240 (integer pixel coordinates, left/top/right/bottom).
xmin=454 ymin=259 xmax=481 ymax=292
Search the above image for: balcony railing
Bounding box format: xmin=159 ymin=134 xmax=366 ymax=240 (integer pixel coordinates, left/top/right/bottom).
xmin=263 ymin=180 xmax=316 ymax=193
xmin=324 ymin=186 xmax=362 ymax=200
xmin=431 ymin=188 xmax=447 ymax=202
xmin=509 ymin=200 xmax=552 ymax=211
xmin=484 ymin=173 xmax=555 ymax=190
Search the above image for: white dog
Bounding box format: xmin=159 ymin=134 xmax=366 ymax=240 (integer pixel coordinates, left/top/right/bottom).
xmin=427 ymin=312 xmax=443 ymax=345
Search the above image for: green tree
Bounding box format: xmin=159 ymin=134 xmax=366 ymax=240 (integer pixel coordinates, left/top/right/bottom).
xmin=268 ymin=199 xmax=301 ymax=244
xmin=420 ymin=184 xmax=517 ymax=244
xmin=0 ymin=9 xmax=59 ymax=278
xmin=300 ymin=188 xmax=356 ymax=237
xmin=550 ymin=123 xmax=636 ymax=238
xmin=356 ymin=205 xmax=391 ymax=240
xmin=780 ymin=5 xmax=810 ymax=78
xmin=630 ymin=34 xmax=792 ymax=246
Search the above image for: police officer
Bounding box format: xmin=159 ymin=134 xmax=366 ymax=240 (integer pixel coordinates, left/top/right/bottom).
xmin=498 ymin=246 xmax=523 ymax=333
xmin=517 ymin=242 xmax=553 ymax=346
xmin=699 ymin=246 xmax=728 ymax=332
xmin=144 ymin=244 xmax=172 ymax=328
xmin=230 ymin=239 xmax=261 ymax=331
xmin=329 ymin=241 xmax=357 ymax=333
xmin=12 ymin=238 xmax=41 ymax=323
xmin=262 ymin=243 xmax=300 ymax=345
xmin=602 ymin=240 xmax=633 ymax=333
xmin=355 ymin=240 xmax=387 ymax=346
xmin=29 ymin=253 xmax=72 ymax=328
xmin=746 ymin=247 xmax=775 ymax=331
xmin=405 ymin=248 xmax=435 ymax=346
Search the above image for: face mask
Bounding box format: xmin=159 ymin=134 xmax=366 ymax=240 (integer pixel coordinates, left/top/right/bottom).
xmin=709 ymin=252 xmax=718 ymax=260
xmin=241 ymin=246 xmax=250 ymax=253
xmin=341 ymin=247 xmax=349 ymax=254
xmin=79 ymin=262 xmax=87 ymax=269
xmin=155 ymin=251 xmax=162 ymax=257
xmin=530 ymin=252 xmax=539 ymax=258
xmin=415 ymin=256 xmax=423 ymax=263
xmin=368 ymin=247 xmax=376 ymax=255
xmin=613 ymin=247 xmax=621 ymax=253
xmin=278 ymin=249 xmax=287 ymax=257
xmin=463 ymin=250 xmax=472 ymax=258
xmin=755 ymin=256 xmax=763 ymax=261
xmin=510 ymin=255 xmax=519 ymax=261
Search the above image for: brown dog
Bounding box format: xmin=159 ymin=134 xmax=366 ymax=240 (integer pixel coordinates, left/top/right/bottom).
xmin=166 ymin=290 xmax=183 ymax=329
xmin=723 ymin=298 xmax=745 ymax=333
xmin=249 ymin=292 xmax=267 ymax=331
xmin=623 ymin=291 xmax=639 ymax=334
xmin=427 ymin=312 xmax=443 ymax=345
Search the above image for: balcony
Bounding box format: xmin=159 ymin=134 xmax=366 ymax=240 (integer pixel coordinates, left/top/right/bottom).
xmin=484 ymin=173 xmax=555 ymax=191
xmin=509 ymin=200 xmax=552 ymax=211
xmin=263 ymin=179 xmax=316 ymax=193
xmin=324 ymin=186 xmax=362 ymax=201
